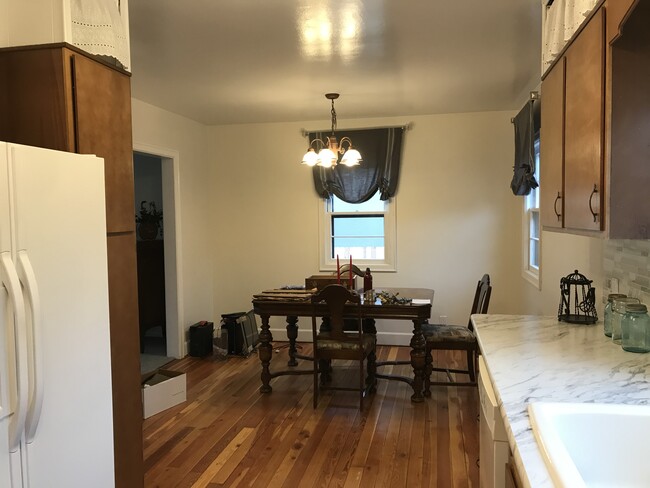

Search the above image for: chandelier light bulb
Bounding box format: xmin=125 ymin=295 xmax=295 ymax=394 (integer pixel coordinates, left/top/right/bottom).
xmin=301 ymin=148 xmax=319 ymax=166
xmin=317 ymin=148 xmax=337 ymax=168
xmin=341 ymin=148 xmax=361 ymax=166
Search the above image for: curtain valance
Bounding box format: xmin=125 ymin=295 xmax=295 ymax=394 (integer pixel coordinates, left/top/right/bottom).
xmin=71 ymin=0 xmax=130 ymax=70
xmin=310 ymin=127 xmax=404 ymax=203
xmin=542 ymin=0 xmax=599 ymax=72
xmin=510 ymin=98 xmax=541 ymax=196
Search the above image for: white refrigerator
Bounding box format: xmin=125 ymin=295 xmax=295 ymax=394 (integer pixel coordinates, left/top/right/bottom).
xmin=0 ymin=142 xmax=115 ymax=487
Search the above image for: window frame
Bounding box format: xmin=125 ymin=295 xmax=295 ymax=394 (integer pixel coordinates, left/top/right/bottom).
xmin=522 ymin=135 xmax=541 ymax=289
xmin=318 ymin=195 xmax=397 ymax=272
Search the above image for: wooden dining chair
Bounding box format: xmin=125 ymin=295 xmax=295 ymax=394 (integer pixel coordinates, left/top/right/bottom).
xmin=311 ymin=284 xmax=377 ymax=409
xmin=423 ymin=274 xmax=491 ymax=394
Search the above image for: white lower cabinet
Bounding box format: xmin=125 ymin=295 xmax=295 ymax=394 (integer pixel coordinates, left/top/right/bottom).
xmin=479 ymin=356 xmax=510 ymax=488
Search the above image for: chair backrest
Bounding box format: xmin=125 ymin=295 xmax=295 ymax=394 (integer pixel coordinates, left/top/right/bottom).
xmin=335 ymin=263 xmax=364 ymax=277
xmin=311 ymin=284 xmax=362 ymax=341
xmin=467 ymin=274 xmax=492 ymax=329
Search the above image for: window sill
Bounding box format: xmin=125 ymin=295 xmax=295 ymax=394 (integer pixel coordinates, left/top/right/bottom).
xmin=522 ymin=268 xmax=541 ymax=290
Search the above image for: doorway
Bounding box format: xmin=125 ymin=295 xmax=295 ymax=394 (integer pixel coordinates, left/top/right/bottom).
xmin=133 ymin=143 xmax=184 ymax=366
xmin=134 ymin=153 xmax=167 ymax=361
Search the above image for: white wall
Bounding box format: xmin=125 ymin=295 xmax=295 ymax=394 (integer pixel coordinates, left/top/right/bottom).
xmin=131 ymin=98 xmax=214 ymax=339
xmin=129 ymin=96 xmax=610 ymax=346
xmin=208 ymin=111 xmax=528 ymax=343
xmin=521 ymin=231 xmax=605 ymax=317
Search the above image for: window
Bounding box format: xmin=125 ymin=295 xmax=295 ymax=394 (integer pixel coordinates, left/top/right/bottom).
xmin=319 ymin=191 xmax=396 ymax=272
xmin=523 ymin=136 xmax=541 ymax=287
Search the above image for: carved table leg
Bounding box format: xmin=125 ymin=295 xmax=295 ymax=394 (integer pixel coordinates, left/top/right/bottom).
xmin=362 ymin=318 xmax=377 ymax=335
xmin=258 ymin=314 xmax=273 ymax=393
xmin=286 ymin=315 xmax=299 ymax=366
xmin=365 ymin=319 xmax=377 ymax=393
xmin=410 ymin=318 xmax=426 ymax=403
xmin=366 ymin=348 xmax=377 ymax=393
xmin=319 ymin=358 xmax=332 ymax=384
xmin=423 ymin=348 xmax=433 ymax=397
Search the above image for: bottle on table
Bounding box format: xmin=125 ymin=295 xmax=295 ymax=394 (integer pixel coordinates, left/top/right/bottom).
xmin=363 ymin=268 xmax=373 ymax=292
xmin=363 ymin=268 xmax=373 ymax=303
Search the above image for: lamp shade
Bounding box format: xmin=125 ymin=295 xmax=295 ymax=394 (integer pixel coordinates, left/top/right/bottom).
xmin=341 ymin=148 xmax=362 ymax=166
xmin=301 ymin=148 xmax=319 ymax=166
xmin=317 ymin=148 xmax=337 ymax=168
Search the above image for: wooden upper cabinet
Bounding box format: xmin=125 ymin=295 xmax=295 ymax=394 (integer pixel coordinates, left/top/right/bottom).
xmin=540 ymin=1 xmax=650 ymax=238
xmin=540 ymin=7 xmax=605 ymax=233
xmin=0 ymin=47 xmax=74 ymax=151
xmin=606 ymin=0 xmax=638 ymax=43
xmin=540 ymin=57 xmax=565 ymax=229
xmin=70 ymin=50 xmax=135 ymax=233
xmin=0 ymin=44 xmax=135 ymax=234
xmin=563 ymin=7 xmax=605 ymax=232
xmin=608 ymin=0 xmax=650 ymax=238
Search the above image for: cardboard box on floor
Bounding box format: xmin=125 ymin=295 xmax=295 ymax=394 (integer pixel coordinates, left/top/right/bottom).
xmin=141 ymin=369 xmax=186 ymax=418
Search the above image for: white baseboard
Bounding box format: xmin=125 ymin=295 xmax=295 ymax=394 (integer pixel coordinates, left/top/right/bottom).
xmin=268 ymin=328 xmax=412 ymax=347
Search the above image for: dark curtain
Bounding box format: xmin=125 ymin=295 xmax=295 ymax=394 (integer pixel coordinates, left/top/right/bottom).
xmin=510 ymin=98 xmax=541 ymax=196
xmin=310 ymin=127 xmax=404 ymax=203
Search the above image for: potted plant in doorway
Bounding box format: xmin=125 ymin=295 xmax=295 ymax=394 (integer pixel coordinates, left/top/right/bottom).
xmin=136 ymin=201 xmax=163 ymax=240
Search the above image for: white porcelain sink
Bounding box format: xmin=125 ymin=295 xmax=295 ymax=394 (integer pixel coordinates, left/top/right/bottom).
xmin=529 ymin=402 xmax=650 ymax=488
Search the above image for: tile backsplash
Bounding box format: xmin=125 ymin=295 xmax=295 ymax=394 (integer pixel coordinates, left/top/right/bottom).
xmin=603 ymin=240 xmax=650 ymax=304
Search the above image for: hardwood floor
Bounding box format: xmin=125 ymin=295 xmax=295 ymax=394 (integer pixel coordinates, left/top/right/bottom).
xmin=144 ymin=344 xmax=480 ymax=487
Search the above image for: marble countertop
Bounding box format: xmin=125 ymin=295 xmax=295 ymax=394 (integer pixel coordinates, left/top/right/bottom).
xmin=472 ymin=314 xmax=650 ymax=488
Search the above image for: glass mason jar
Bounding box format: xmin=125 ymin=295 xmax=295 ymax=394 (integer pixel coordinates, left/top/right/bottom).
xmin=604 ymin=293 xmax=627 ymax=337
xmin=612 ymin=297 xmax=641 ymax=344
xmin=621 ymin=303 xmax=650 ymax=353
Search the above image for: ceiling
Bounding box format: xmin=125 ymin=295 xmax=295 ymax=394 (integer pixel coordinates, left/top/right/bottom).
xmin=128 ymin=0 xmax=542 ymax=126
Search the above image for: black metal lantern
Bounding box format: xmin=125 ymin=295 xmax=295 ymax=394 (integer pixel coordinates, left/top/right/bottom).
xmin=558 ymin=269 xmax=598 ymax=324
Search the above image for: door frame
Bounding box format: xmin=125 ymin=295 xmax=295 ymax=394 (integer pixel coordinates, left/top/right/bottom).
xmin=132 ymin=142 xmax=184 ymax=358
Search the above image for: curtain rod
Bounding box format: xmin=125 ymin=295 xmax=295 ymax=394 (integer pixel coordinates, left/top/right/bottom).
xmin=510 ymin=91 xmax=540 ymax=123
xmin=301 ymin=122 xmax=413 ymax=137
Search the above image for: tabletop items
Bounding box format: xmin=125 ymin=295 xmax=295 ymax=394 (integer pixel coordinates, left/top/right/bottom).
xmin=557 ymin=269 xmax=598 ymax=324
xmin=611 ymin=296 xmax=640 ymax=344
xmin=604 ymin=293 xmax=650 ymax=353
xmin=375 ymin=290 xmax=411 ymax=305
xmin=603 ymin=293 xmax=628 ymax=337
xmin=621 ymin=303 xmax=650 ymax=353
xmin=253 ymin=289 xmax=314 ymax=301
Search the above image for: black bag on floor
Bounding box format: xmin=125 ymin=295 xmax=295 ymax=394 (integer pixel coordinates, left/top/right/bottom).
xmin=189 ymin=321 xmax=214 ymax=357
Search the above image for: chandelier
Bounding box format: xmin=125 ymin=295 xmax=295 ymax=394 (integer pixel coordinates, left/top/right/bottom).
xmin=301 ymin=93 xmax=362 ymax=168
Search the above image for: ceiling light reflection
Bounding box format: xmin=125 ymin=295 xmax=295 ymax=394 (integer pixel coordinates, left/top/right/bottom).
xmin=297 ymin=0 xmax=363 ymax=62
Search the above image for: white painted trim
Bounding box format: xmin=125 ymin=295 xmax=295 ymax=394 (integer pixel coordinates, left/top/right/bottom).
xmin=522 ymin=202 xmax=542 ymax=290
xmin=61 ymin=0 xmax=71 ymax=42
xmin=133 ymin=141 xmax=185 ymax=358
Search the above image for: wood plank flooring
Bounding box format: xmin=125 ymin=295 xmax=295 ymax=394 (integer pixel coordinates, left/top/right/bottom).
xmin=144 ymin=344 xmax=480 ymax=487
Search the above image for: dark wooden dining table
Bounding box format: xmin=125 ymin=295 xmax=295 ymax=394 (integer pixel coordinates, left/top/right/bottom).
xmin=252 ymin=287 xmax=434 ymax=403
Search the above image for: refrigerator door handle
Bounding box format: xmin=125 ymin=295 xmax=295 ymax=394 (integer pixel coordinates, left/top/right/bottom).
xmin=17 ymin=250 xmax=43 ymax=444
xmin=0 ymin=252 xmax=29 ymax=453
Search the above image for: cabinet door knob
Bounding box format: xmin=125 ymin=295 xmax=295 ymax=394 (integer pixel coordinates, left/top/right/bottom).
xmin=554 ymin=192 xmax=562 ymax=221
xmin=589 ymin=184 xmax=599 ymax=223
